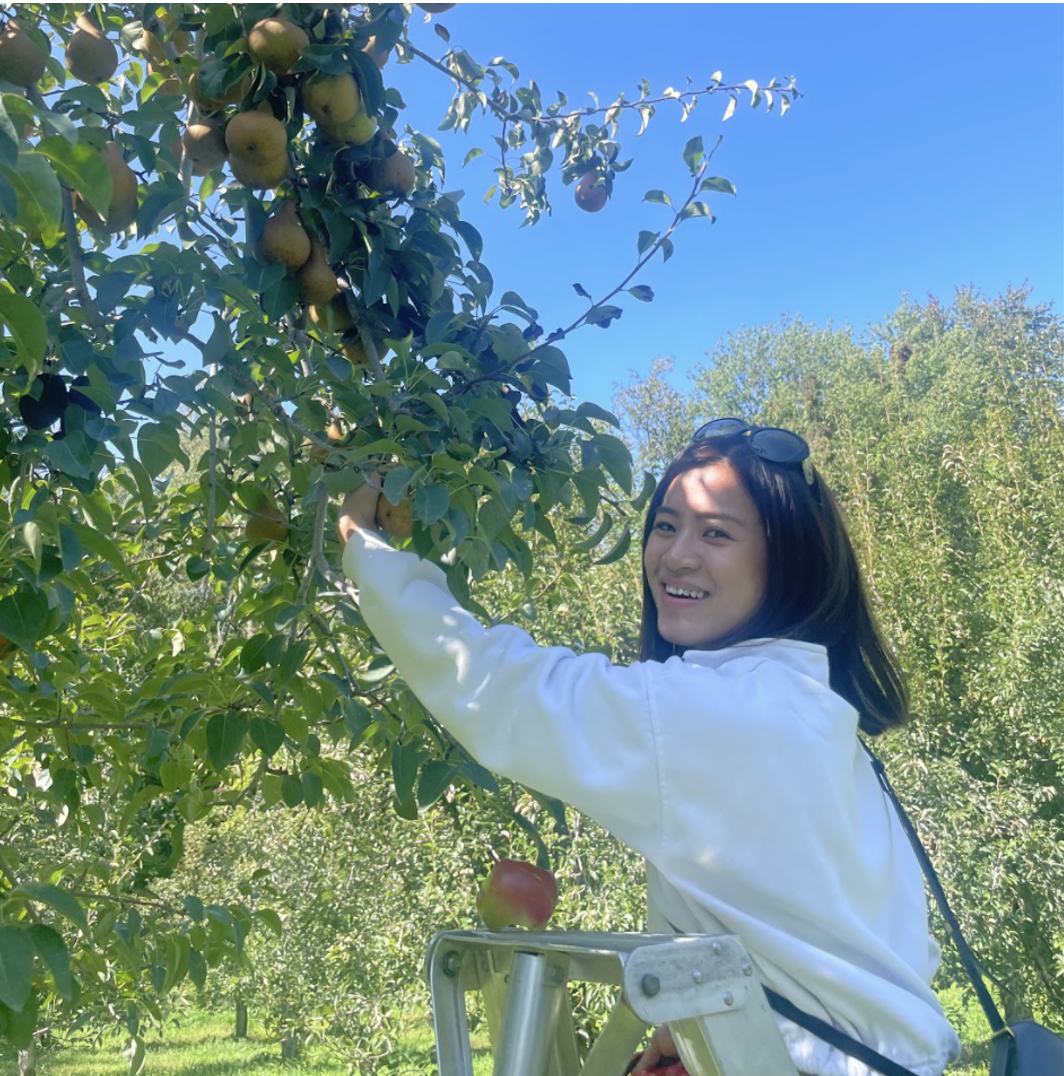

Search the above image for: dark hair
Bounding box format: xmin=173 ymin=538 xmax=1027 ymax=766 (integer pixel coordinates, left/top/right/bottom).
xmin=637 ymin=439 xmax=909 ymax=735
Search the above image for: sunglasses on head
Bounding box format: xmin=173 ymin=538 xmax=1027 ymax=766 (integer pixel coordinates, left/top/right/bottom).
xmin=691 ymin=418 xmax=816 ymax=485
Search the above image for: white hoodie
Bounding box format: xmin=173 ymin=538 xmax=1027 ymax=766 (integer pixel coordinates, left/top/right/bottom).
xmin=343 ymin=531 xmax=960 ymax=1076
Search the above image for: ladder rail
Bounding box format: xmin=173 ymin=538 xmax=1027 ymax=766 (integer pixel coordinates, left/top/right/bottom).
xmin=427 ymin=929 xmax=799 ymax=1076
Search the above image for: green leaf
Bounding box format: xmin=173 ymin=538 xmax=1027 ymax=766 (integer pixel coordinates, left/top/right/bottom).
xmin=0 ymin=94 xmax=18 ymax=169
xmin=637 ymin=229 xmax=658 ymax=255
xmin=723 ymin=96 xmax=737 ymax=122
xmin=383 ymin=466 xmax=414 ymax=506
xmin=679 ymin=201 xmax=714 ymax=222
xmin=576 ymin=401 xmax=620 ymax=427
xmin=414 ymin=481 xmax=450 ymax=525
xmin=572 ymin=515 xmax=612 ymax=553
xmin=391 ymin=739 xmax=418 ymax=805
xmin=0 ymin=927 xmax=33 ymax=1012
xmin=594 ymin=527 xmax=632 ymax=566
xmin=631 ymin=471 xmax=657 ymax=513
xmin=188 ymin=949 xmax=207 ymax=990
xmin=280 ymin=773 xmax=303 ymax=807
xmin=248 ymin=717 xmax=285 ymax=757
xmin=462 ymin=147 xmax=483 ymax=167
xmin=417 ymin=760 xmax=456 ymax=808
xmin=301 ymin=771 xmax=324 ymax=808
xmin=0 ymin=152 xmax=62 ymax=246
xmin=0 ymin=588 xmax=48 ymax=652
xmin=627 ymin=285 xmax=654 ymax=302
xmin=682 ymin=135 xmax=704 ymax=175
xmin=255 ymin=908 xmax=283 ymax=937
xmin=138 ymin=423 xmax=188 ymax=479
xmin=45 ymin=429 xmax=95 ymax=479
xmin=643 ymin=189 xmax=671 ymax=206
xmin=12 ymin=881 xmax=90 ymax=937
xmin=240 ymin=633 xmax=271 ymax=674
xmin=700 ymin=176 xmax=737 ymax=196
xmin=28 ymin=925 xmax=72 ymax=1001
xmin=37 ymin=135 xmax=112 ymax=216
xmin=0 ymin=290 xmax=46 ymax=377
xmin=205 ymin=710 xmax=247 ymax=771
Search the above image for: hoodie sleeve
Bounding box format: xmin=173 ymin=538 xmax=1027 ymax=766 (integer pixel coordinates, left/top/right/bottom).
xmin=343 ymin=530 xmax=664 ymax=856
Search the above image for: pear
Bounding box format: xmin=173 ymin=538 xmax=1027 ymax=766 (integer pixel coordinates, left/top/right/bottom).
xmin=180 ymin=119 xmax=228 ymax=176
xmin=301 ymin=71 xmax=361 ymax=127
xmin=143 ymin=15 xmax=190 ymax=64
xmin=343 ymin=336 xmax=389 ymax=369
xmin=229 ymin=152 xmax=290 ymax=189
xmin=244 ymin=490 xmax=288 ymax=546
xmin=575 ymin=169 xmax=608 ymax=213
xmin=364 ymin=147 xmax=416 ymax=197
xmin=256 ymin=202 xmax=311 ymax=270
xmin=65 ymin=15 xmax=119 ymax=84
xmin=0 ymin=19 xmax=47 ymax=87
xmin=76 ymin=141 xmax=139 ymax=232
xmin=417 ymin=3 xmax=457 ymax=12
xmin=189 ymin=67 xmax=250 ymax=112
xmin=376 ymin=494 xmax=413 ymax=538
xmin=247 ymin=17 xmax=308 ymax=75
xmin=298 ymin=236 xmax=340 ymax=305
xmin=308 ymin=297 xmax=354 ymax=336
xmin=321 ymin=110 xmax=377 ymax=146
xmin=225 ymin=109 xmax=288 ymax=162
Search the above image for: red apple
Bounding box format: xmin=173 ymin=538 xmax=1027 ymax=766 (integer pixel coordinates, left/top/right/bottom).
xmin=476 ymin=858 xmax=559 ymax=930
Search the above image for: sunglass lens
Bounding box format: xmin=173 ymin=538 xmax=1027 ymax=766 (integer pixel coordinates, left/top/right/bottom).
xmin=749 ymin=428 xmax=809 ymax=464
xmin=693 ymin=417 xmax=748 ymax=441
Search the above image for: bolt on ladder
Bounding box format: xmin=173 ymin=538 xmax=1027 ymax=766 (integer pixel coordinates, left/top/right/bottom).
xmin=427 ymin=930 xmax=799 ymax=1076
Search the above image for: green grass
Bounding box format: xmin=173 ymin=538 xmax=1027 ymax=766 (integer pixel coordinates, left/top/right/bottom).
xmin=3 ymin=1006 xmax=990 ymax=1076
xmin=1 ymin=1008 xmax=494 ymax=1076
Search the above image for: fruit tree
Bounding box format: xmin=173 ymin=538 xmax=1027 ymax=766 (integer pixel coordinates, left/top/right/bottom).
xmin=0 ymin=2 xmax=797 ymax=1063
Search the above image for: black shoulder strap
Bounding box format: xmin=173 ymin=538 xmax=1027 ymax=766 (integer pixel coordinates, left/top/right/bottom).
xmin=763 ymin=985 xmax=922 ymax=1076
xmin=860 ymin=740 xmax=1007 ymax=1037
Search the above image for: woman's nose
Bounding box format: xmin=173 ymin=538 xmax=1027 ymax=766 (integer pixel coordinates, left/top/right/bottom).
xmin=662 ymin=531 xmax=700 ymax=569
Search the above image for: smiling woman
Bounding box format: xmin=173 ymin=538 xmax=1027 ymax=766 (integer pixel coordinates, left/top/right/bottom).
xmin=337 ymin=419 xmax=961 ymax=1076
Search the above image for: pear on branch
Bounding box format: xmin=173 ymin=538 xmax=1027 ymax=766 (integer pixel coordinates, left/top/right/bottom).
xmin=180 ymin=118 xmax=228 ymax=176
xmin=75 ymin=141 xmax=139 ymax=232
xmin=65 ymin=12 xmax=119 ymax=84
xmin=226 ymin=109 xmax=290 ymax=189
xmin=308 ymin=296 xmax=354 ymax=336
xmin=256 ymin=202 xmax=311 ymax=271
xmin=575 ymin=168 xmax=608 ymax=213
xmin=298 ymin=236 xmax=340 ymax=306
xmin=363 ymin=145 xmax=416 ymax=198
xmin=247 ymin=17 xmax=308 ymax=75
xmin=0 ymin=19 xmax=47 ymax=87
xmin=301 ymin=71 xmax=361 ymax=128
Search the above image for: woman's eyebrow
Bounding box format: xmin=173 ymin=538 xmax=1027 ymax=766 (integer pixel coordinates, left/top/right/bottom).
xmin=654 ymin=505 xmax=748 ymax=527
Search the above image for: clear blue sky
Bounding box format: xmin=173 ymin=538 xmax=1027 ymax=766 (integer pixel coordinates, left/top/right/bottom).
xmin=388 ymin=3 xmax=1064 ymax=409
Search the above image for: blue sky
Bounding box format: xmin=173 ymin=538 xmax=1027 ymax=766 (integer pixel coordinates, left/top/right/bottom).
xmin=387 ymin=3 xmax=1064 ymax=410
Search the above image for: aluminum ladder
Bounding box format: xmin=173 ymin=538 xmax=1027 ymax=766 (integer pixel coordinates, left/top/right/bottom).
xmin=427 ymin=930 xmax=798 ymax=1076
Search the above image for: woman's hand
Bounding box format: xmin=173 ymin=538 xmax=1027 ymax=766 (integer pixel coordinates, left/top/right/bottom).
xmin=337 ymin=474 xmax=382 ymax=545
xmin=631 ymin=1024 xmax=678 ymax=1073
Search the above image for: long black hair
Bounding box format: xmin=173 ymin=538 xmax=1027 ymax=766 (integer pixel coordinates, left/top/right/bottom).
xmin=637 ymin=439 xmax=909 ymax=735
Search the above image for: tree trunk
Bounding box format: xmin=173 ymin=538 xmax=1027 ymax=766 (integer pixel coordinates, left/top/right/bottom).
xmin=235 ymin=1000 xmax=248 ymax=1039
xmin=17 ymin=1041 xmax=36 ymax=1076
xmin=281 ymin=1035 xmax=300 ymax=1061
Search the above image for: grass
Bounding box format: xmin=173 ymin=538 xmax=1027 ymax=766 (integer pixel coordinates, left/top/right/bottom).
xmin=0 ymin=1008 xmax=494 ymax=1076
xmin=3 ymin=1005 xmax=990 ymax=1076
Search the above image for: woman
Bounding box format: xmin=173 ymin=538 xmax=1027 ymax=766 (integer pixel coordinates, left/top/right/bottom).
xmin=337 ymin=419 xmax=960 ymax=1076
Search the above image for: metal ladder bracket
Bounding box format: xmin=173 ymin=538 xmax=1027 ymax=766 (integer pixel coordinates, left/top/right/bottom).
xmin=623 ymin=935 xmax=754 ymax=1024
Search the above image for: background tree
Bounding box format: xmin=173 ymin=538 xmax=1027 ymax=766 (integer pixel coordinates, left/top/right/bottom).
xmin=0 ymin=2 xmax=796 ymax=1064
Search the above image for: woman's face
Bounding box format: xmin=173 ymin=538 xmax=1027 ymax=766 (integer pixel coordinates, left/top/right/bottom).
xmin=644 ymin=461 xmax=768 ymax=649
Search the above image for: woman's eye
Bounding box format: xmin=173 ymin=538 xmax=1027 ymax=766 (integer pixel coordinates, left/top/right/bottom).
xmin=653 ymin=519 xmax=674 ymax=532
xmin=704 ymin=528 xmax=730 ymax=540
